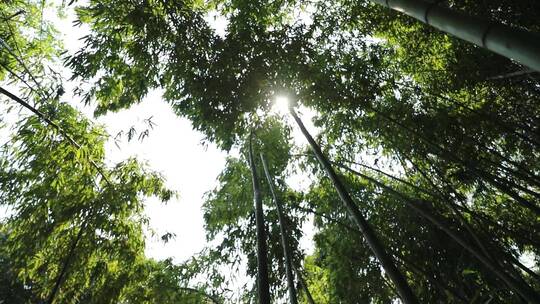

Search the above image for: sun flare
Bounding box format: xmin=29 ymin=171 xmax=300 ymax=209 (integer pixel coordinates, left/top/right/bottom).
xmin=272 ymin=95 xmax=290 ymax=114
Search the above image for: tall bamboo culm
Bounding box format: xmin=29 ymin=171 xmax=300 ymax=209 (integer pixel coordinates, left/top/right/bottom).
xmin=248 ymin=134 xmax=271 ymax=304
xmin=260 ymin=153 xmax=299 ymax=304
xmin=371 ymin=0 xmax=540 ymax=71
xmin=289 ymin=108 xmax=419 ymax=304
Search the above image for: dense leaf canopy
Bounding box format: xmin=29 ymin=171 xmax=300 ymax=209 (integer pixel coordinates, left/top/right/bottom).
xmin=1 ymin=0 xmax=540 ymax=303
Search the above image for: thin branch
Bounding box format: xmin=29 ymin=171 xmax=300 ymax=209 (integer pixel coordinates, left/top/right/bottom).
xmin=0 ymin=86 xmax=112 ymax=186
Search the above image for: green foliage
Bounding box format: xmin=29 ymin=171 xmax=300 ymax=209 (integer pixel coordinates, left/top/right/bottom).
xmin=0 ymin=0 xmax=62 ymax=96
xmin=3 ymin=0 xmax=540 ymax=302
xmin=120 ymin=258 xmax=222 ymax=303
xmin=0 ymin=229 xmax=40 ymax=304
xmin=299 ymin=255 xmax=330 ymax=304
xmin=67 ymin=0 xmax=317 ymax=149
xmin=0 ymin=98 xmax=177 ymax=302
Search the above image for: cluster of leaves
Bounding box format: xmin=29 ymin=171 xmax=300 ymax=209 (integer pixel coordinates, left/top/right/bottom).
xmin=2 ymin=2 xmax=225 ymax=303
xmin=0 ymin=0 xmax=63 ymax=98
xmin=66 ymin=0 xmax=317 ymax=149
xmin=0 ymin=97 xmax=181 ymax=302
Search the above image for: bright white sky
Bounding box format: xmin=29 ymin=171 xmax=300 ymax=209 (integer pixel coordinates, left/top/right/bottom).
xmin=43 ymin=1 xmax=315 ymax=264
xmin=98 ymin=97 xmax=228 ymax=261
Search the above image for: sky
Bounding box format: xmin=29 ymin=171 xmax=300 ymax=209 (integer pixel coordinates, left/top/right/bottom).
xmin=98 ymin=96 xmax=228 ymax=262
xmin=42 ymin=0 xmax=315 ymax=264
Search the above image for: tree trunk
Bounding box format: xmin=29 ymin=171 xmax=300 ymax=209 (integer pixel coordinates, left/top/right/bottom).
xmin=248 ymin=134 xmax=271 ymax=304
xmin=46 ymin=220 xmax=87 ymax=304
xmin=376 ymin=109 xmax=540 ymax=215
xmin=260 ymin=153 xmax=298 ymax=304
xmin=370 ymin=0 xmax=540 ymax=71
xmin=289 ymin=108 xmax=419 ymax=304
xmin=296 ymin=270 xmax=316 ymax=304
xmin=336 ymin=162 xmax=540 ymax=303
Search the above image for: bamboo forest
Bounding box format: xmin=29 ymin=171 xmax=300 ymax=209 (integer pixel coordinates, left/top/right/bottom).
xmin=2 ymin=0 xmax=540 ymax=303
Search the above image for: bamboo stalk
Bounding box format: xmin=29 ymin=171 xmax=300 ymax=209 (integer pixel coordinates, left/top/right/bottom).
xmin=289 ymin=107 xmax=419 ymax=304
xmin=248 ymin=134 xmax=271 ymax=304
xmin=371 ymin=0 xmax=540 ymax=71
xmin=260 ymin=153 xmax=298 ymax=304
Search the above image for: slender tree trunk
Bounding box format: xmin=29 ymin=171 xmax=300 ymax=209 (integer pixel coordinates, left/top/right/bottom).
xmin=248 ymin=134 xmax=271 ymax=304
xmin=260 ymin=153 xmax=298 ymax=304
xmin=336 ymin=163 xmax=540 ymax=303
xmin=370 ymin=0 xmax=540 ymax=71
xmin=376 ymin=109 xmax=540 ymax=215
xmin=296 ymin=270 xmax=316 ymax=304
xmin=46 ymin=220 xmax=87 ymax=304
xmin=289 ymin=108 xmax=419 ymax=304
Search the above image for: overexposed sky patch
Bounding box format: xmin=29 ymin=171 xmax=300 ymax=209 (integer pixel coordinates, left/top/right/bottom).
xmin=97 ymin=95 xmax=227 ymax=261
